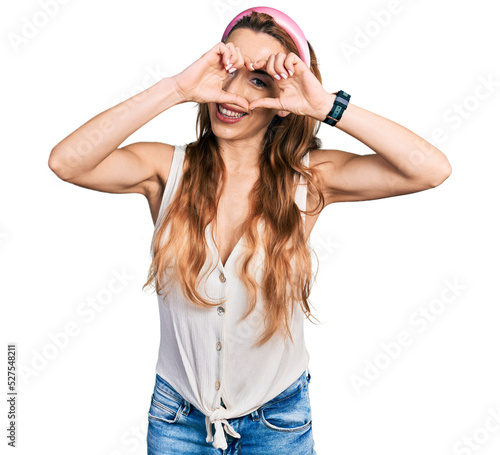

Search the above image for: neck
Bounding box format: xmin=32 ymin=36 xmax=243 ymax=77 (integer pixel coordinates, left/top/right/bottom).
xmin=217 ymin=137 xmax=262 ymax=175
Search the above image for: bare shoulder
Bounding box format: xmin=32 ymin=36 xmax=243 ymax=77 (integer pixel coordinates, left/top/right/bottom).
xmin=308 ymin=148 xmax=356 ymax=172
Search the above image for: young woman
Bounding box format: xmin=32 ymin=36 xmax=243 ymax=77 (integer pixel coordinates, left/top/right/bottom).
xmin=48 ymin=6 xmax=451 ymax=454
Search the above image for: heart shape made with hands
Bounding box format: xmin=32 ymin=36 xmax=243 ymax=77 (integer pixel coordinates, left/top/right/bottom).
xmin=240 ymin=53 xmax=328 ymax=117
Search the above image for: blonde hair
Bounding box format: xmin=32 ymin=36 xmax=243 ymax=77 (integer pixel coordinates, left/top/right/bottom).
xmin=143 ymin=11 xmax=327 ymax=347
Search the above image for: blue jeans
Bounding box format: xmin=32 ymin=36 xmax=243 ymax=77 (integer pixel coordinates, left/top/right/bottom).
xmin=147 ymin=369 xmax=317 ymax=454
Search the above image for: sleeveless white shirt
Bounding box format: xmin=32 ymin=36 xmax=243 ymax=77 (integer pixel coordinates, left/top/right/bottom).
xmin=150 ymin=143 xmax=311 ymax=449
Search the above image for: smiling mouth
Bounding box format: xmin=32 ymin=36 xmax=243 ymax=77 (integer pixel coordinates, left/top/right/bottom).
xmin=217 ymin=103 xmax=248 ymax=119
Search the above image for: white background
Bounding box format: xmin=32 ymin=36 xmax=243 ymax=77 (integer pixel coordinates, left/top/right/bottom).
xmin=1 ymin=0 xmax=499 ymax=454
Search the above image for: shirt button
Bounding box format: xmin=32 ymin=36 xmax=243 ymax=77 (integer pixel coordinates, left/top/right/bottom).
xmin=217 ymin=306 xmax=225 ymax=316
xmin=215 ymin=381 xmax=220 ymax=390
xmin=219 ymin=272 xmax=226 ymax=283
xmin=216 ymin=342 xmax=222 ymax=351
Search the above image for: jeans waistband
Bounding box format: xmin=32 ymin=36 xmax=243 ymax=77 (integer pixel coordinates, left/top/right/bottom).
xmin=154 ymin=368 xmax=311 ymax=414
xmin=258 ymin=368 xmax=311 ymax=409
xmin=154 ymin=374 xmax=187 ymax=405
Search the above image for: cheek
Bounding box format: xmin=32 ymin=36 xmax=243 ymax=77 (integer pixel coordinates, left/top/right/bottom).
xmin=254 ymin=110 xmax=278 ymax=127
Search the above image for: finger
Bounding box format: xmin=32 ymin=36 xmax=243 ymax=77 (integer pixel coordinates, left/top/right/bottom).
xmin=234 ymin=46 xmax=246 ymax=70
xmin=252 ymin=59 xmax=268 ymax=71
xmin=284 ymin=52 xmax=302 ymax=76
xmin=249 ymin=97 xmax=282 ymax=111
xmin=219 ymin=42 xmax=230 ymax=62
xmin=266 ymin=54 xmax=280 ymax=80
xmin=214 ymin=42 xmax=233 ymax=71
xmin=273 ymin=52 xmax=288 ymax=80
xmin=283 ymin=52 xmax=296 ymax=76
xmin=223 ymin=42 xmax=240 ymax=71
xmin=243 ymin=56 xmax=254 ymax=71
xmin=207 ymin=42 xmax=226 ymax=69
xmin=217 ymin=92 xmax=249 ymax=111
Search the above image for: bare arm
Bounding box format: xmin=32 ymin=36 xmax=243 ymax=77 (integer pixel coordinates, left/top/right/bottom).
xmin=48 ymin=40 xmax=251 ymax=199
xmin=310 ymin=98 xmax=452 ymax=205
xmin=247 ymin=56 xmax=452 ymax=204
xmin=48 ymin=77 xmax=184 ymax=197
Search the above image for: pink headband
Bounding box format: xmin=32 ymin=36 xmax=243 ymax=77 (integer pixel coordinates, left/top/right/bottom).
xmin=221 ymin=6 xmax=311 ymax=68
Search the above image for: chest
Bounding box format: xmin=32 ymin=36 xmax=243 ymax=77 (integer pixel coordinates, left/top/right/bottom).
xmin=213 ymin=176 xmax=318 ymax=269
xmin=213 ymin=178 xmax=254 ymax=268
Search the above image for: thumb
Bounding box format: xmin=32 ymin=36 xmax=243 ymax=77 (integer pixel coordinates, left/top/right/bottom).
xmin=216 ymin=92 xmax=249 ymax=112
xmin=249 ymin=97 xmax=281 ymax=111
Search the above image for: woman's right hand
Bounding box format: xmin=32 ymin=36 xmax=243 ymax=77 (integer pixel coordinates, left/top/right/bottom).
xmin=171 ymin=42 xmax=251 ymax=111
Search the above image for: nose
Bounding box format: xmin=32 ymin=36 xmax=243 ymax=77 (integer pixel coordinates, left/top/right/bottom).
xmin=222 ymin=70 xmax=248 ymax=99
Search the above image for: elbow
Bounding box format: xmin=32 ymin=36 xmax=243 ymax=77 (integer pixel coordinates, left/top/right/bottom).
xmin=426 ymin=159 xmax=452 ymax=188
xmin=48 ymin=149 xmax=72 ymax=181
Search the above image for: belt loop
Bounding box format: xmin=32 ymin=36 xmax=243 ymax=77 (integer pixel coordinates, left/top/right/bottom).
xmin=182 ymin=400 xmax=191 ymax=416
xmin=251 ymin=410 xmax=259 ymax=421
xmin=306 ymin=368 xmax=311 ymax=382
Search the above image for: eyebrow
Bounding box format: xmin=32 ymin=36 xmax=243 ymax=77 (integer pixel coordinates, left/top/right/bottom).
xmin=251 ymin=68 xmax=273 ymax=80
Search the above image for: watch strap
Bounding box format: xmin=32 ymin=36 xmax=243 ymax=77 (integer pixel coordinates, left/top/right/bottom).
xmin=324 ymin=90 xmax=351 ymax=126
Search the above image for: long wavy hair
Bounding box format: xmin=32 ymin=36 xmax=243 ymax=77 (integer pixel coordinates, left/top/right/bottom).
xmin=143 ymin=11 xmax=327 ymax=347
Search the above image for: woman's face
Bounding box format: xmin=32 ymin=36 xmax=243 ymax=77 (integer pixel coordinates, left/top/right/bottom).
xmin=208 ymin=28 xmax=289 ymax=144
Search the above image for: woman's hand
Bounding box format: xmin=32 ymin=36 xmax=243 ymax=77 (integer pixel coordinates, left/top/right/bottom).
xmin=171 ymin=42 xmax=250 ymax=111
xmin=248 ymin=52 xmax=335 ymax=121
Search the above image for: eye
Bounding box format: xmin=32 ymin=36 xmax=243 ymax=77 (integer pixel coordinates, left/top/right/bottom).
xmin=251 ymin=77 xmax=267 ymax=88
xmin=225 ymin=70 xmax=268 ymax=88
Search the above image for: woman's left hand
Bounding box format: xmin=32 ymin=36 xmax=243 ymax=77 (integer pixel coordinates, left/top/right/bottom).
xmin=247 ymin=52 xmax=335 ymax=120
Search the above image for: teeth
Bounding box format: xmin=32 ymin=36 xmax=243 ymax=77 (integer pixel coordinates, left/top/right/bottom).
xmin=218 ymin=104 xmax=246 ymax=118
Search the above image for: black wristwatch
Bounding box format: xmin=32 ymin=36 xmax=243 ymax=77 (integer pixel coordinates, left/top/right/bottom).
xmin=323 ymin=90 xmax=350 ymax=126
